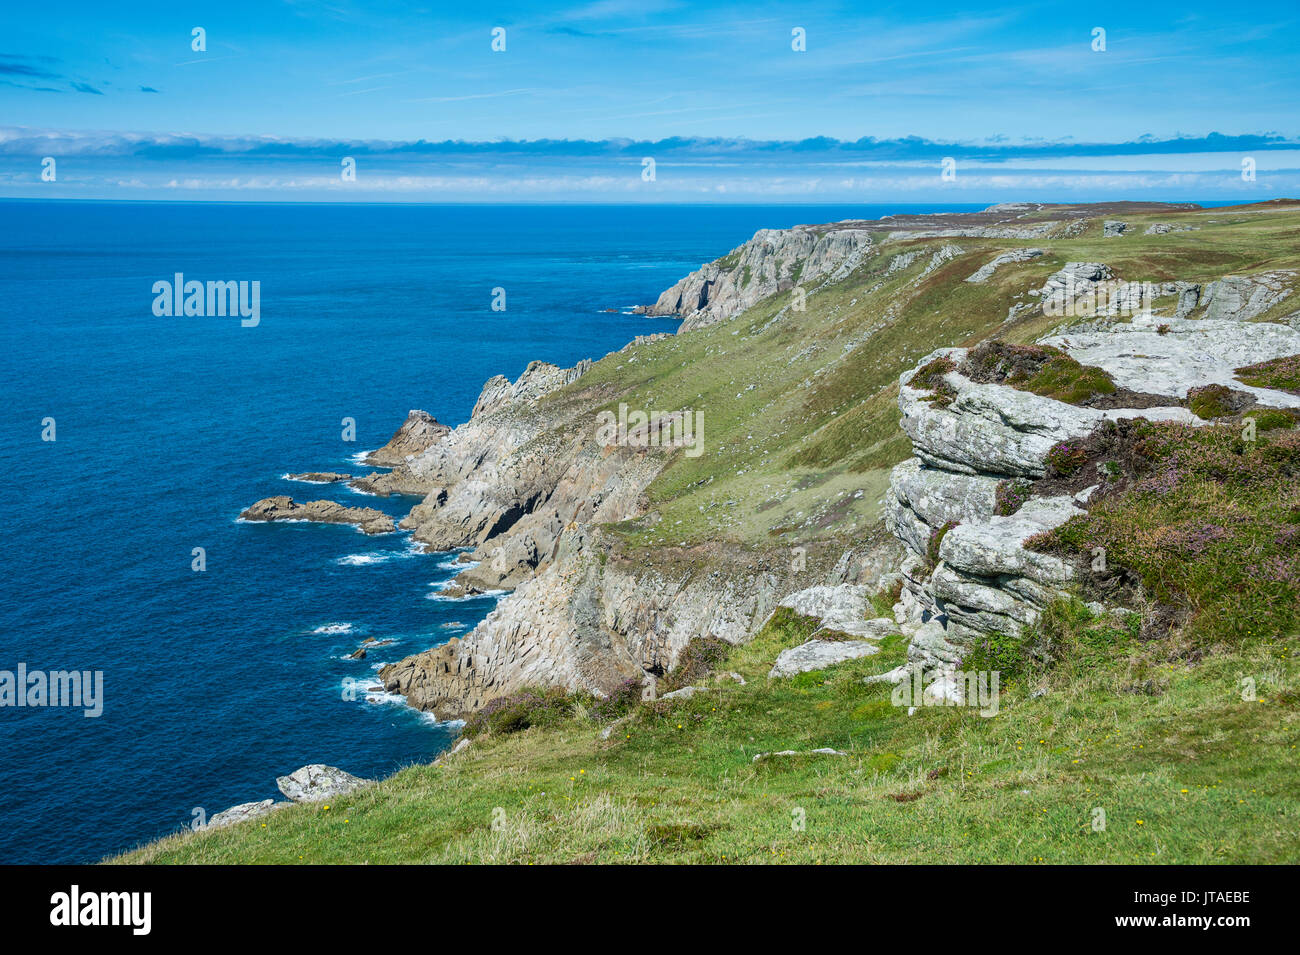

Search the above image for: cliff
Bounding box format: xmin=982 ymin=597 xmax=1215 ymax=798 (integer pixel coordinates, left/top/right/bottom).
xmin=362 ymin=199 xmax=1300 ymax=718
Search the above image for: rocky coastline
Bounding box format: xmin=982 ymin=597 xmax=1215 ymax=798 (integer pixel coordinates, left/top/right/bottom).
xmin=237 ymin=199 xmax=1300 ymax=742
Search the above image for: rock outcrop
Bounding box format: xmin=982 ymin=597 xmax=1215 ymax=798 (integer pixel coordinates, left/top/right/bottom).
xmin=285 ymin=472 xmax=351 ymax=483
xmin=769 ymin=639 xmax=880 ymax=678
xmin=275 ymin=764 xmax=374 ymax=803
xmin=364 ymin=410 xmax=450 ymax=466
xmin=239 ymin=496 xmax=395 ymax=535
xmin=643 ymin=227 xmax=875 ymax=331
xmin=774 ymin=584 xmax=899 ymax=639
xmin=886 ymin=315 xmax=1300 ymax=671
xmin=207 ymin=799 xmax=279 ymax=829
xmin=1199 ymin=271 xmax=1297 ymax=323
xmin=965 ymin=248 xmax=1043 ymax=283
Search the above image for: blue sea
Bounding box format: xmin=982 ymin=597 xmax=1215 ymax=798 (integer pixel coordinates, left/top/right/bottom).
xmin=0 ymin=200 xmax=989 ymax=864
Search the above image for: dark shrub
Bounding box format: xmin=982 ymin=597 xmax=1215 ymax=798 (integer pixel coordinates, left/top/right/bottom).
xmin=661 ymin=636 xmax=731 ymax=692
xmin=462 ymin=687 xmax=574 ymax=739
xmin=1045 ymin=441 xmax=1088 ymax=477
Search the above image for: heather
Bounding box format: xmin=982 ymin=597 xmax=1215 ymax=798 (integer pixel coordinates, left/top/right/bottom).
xmin=1029 ymin=421 xmax=1300 ymax=647
xmin=1236 ymin=354 xmax=1300 ymax=396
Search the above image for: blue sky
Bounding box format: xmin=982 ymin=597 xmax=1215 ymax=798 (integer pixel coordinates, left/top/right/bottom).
xmin=1 ymin=0 xmax=1297 ymax=201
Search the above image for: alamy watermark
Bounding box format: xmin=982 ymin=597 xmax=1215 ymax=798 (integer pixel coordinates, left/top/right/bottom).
xmin=596 ymin=402 xmax=703 ymax=457
xmin=152 ymin=274 xmax=260 ymax=327
xmin=1 ymin=663 xmax=103 ymax=717
xmin=891 ymin=667 xmax=999 ymax=717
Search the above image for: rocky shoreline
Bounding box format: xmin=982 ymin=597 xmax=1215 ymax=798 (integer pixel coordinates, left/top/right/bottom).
xmin=232 ymin=198 xmax=1300 ymax=749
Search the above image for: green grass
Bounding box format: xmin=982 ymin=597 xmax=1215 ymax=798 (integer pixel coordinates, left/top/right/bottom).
xmin=116 ymin=605 xmax=1300 ymax=864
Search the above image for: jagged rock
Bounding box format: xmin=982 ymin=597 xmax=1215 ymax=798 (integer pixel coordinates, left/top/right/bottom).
xmin=752 ymin=748 xmax=846 ymax=762
xmin=769 ymin=639 xmax=879 ymax=678
xmin=1103 ymin=220 xmax=1128 ymax=237
xmin=275 ymin=764 xmax=374 ymax=803
xmin=285 ymin=472 xmax=352 ymax=483
xmin=364 ymin=410 xmax=450 ymax=466
xmin=381 ymin=527 xmax=798 ymax=719
xmin=470 ymin=360 xmax=591 ymax=418
xmin=348 ymin=469 xmax=435 ymax=498
xmin=207 ymin=799 xmax=278 ymax=829
xmin=644 ymin=226 xmax=874 ymax=331
xmin=239 ymin=496 xmax=396 ymax=535
xmin=965 ymin=248 xmax=1043 ymax=283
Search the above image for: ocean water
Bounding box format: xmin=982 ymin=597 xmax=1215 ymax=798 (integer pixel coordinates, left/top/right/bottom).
xmin=0 ymin=200 xmax=988 ymax=864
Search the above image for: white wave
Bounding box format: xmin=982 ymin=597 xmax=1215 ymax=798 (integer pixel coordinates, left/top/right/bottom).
xmin=311 ymin=622 xmax=356 ymax=635
xmin=437 ymin=558 xmax=478 ymax=571
xmin=336 ymin=541 xmax=425 ymax=566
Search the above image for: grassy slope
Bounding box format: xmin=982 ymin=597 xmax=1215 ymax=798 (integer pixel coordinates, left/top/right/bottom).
xmin=120 ymin=608 xmax=1298 ymax=864
xmin=118 ymin=201 xmax=1300 ymax=864
xmin=554 ymin=202 xmax=1300 ymax=556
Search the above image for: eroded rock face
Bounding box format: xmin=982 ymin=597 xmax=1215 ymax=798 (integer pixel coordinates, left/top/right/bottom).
xmin=1199 ymin=271 xmax=1297 ymax=323
xmin=239 ymin=496 xmax=395 ymax=535
xmin=644 ymin=227 xmax=875 ymax=331
xmin=887 ymin=311 xmax=1300 ymax=670
xmin=364 ymin=410 xmax=450 ymax=466
xmin=379 ymin=529 xmax=867 ymax=719
xmin=275 ymin=764 xmax=373 ymax=803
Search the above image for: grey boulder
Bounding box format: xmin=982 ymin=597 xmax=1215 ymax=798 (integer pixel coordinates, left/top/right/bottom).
xmin=275 ymin=764 xmax=374 ymax=803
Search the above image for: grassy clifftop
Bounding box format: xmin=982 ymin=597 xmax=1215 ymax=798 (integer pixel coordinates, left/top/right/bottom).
xmin=118 ymin=200 xmax=1300 ymax=864
xmin=120 ymin=602 xmax=1297 ymax=864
